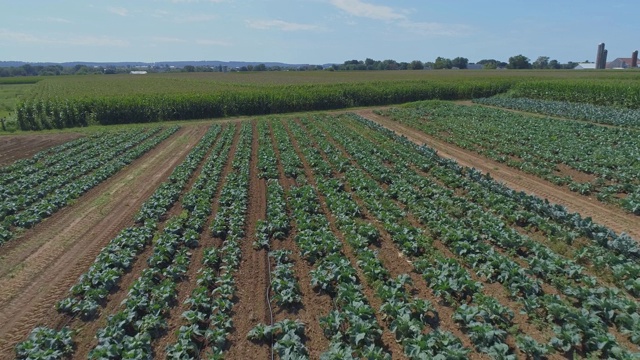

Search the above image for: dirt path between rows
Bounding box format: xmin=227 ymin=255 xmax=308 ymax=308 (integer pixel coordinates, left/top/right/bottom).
xmin=0 ymin=133 xmax=85 ymax=166
xmin=355 ymin=110 xmax=640 ymax=241
xmin=454 ymin=100 xmax=624 ymax=130
xmin=0 ymin=126 xmax=207 ymax=357
xmin=225 ymin=121 xmax=270 ymax=360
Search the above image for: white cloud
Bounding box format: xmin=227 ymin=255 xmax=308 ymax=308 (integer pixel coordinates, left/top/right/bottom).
xmin=0 ymin=29 xmax=129 ymax=47
xmin=45 ymin=17 xmax=72 ymax=24
xmin=196 ymin=39 xmax=230 ymax=46
xmin=68 ymin=36 xmax=130 ymax=47
xmin=399 ymin=21 xmax=472 ymax=37
xmin=152 ymin=10 xmax=171 ymax=18
xmin=328 ymin=0 xmax=471 ymax=37
xmin=0 ymin=29 xmax=41 ymax=43
xmin=174 ymin=14 xmax=218 ymax=23
xmin=152 ymin=36 xmax=188 ymax=43
xmin=246 ymin=19 xmax=320 ymax=31
xmin=329 ymin=0 xmax=405 ymax=21
xmin=108 ymin=7 xmax=129 ymax=17
xmin=170 ymin=0 xmax=225 ymax=3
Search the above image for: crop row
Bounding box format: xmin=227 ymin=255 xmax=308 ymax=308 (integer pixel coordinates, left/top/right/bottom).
xmin=0 ymin=135 xmax=89 ymax=179
xmin=89 ymin=125 xmax=233 ymax=359
xmin=15 ymin=112 xmax=640 ymax=359
xmin=253 ymin=119 xmax=311 ymax=358
xmin=15 ymin=79 xmax=513 ymax=130
xmin=256 ymin=121 xmax=278 ymax=180
xmin=509 ymin=80 xmax=640 ymax=109
xmin=187 ymin=122 xmax=251 ymax=359
xmin=163 ymin=124 xmax=239 ymax=359
xmin=288 ymin=119 xmax=474 ymax=358
xmin=297 ymin=118 xmax=522 ymax=357
xmin=474 ymin=97 xmax=640 ymax=127
xmin=90 ymin=126 xmax=230 ymax=358
xmin=318 ymin=114 xmax=640 ymax=357
xmin=264 ymin=117 xmax=390 ymax=358
xmin=16 ymin=125 xmax=223 ymax=359
xmin=355 ymin=116 xmax=640 ymax=298
xmin=377 ymin=101 xmax=640 ymax=215
xmin=300 ymin=114 xmax=635 ymax=354
xmin=57 ymin=125 xmax=224 ymax=319
xmin=249 ymin=175 xmax=307 ymax=358
xmin=0 ymin=126 xmax=178 ymax=244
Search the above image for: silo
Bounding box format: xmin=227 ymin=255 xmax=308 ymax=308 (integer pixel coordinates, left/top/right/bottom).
xmin=632 ymin=51 xmax=638 ymax=68
xmin=596 ymin=43 xmax=605 ymax=69
xmin=602 ymin=49 xmax=608 ymax=69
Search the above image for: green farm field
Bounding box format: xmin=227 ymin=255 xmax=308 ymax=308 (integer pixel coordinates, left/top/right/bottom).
xmin=1 ymin=69 xmax=640 ymax=359
xmin=6 ymin=69 xmax=640 ymax=131
xmin=2 ymin=111 xmax=640 ymax=359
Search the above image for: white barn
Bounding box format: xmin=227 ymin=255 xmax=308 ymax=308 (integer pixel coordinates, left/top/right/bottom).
xmin=574 ymin=63 xmax=596 ymax=70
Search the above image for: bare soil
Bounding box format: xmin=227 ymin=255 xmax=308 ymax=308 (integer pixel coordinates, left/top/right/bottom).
xmin=0 ymin=126 xmax=207 ymax=357
xmin=225 ymin=120 xmax=271 ymax=360
xmin=355 ymin=110 xmax=640 ymax=241
xmin=149 ymin=125 xmax=233 ymax=358
xmin=284 ymin=120 xmax=405 ymax=359
xmin=3 ymin=108 xmax=640 ymax=359
xmin=269 ymin=119 xmax=332 ymax=358
xmin=0 ymin=133 xmax=85 ymax=166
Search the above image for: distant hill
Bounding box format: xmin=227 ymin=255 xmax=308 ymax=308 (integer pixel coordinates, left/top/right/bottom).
xmin=0 ymin=60 xmax=326 ymax=68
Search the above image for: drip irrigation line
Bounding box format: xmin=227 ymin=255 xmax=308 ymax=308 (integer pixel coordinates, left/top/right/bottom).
xmin=266 ymin=245 xmax=275 ymax=360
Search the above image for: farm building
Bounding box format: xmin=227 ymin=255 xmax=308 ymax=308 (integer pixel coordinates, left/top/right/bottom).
xmin=606 ymin=58 xmax=637 ymax=69
xmin=130 ymin=70 xmax=148 ymax=75
xmin=574 ymin=63 xmax=596 ymax=69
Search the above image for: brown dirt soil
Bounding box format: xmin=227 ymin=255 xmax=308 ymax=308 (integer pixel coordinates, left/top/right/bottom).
xmin=301 ymin=118 xmax=517 ymax=358
xmin=285 ymin=120 xmax=406 ymax=359
xmin=225 ymin=120 xmax=271 ymax=360
xmin=0 ymin=126 xmax=208 ymax=357
xmin=340 ymin=115 xmax=640 ymax=352
xmin=269 ymin=119 xmax=332 ymax=358
xmin=0 ymin=133 xmax=85 ymax=166
xmin=355 ymin=110 xmax=640 ymax=241
xmin=553 ymin=163 xmax=598 ymax=184
xmin=150 ymin=125 xmax=233 ymax=358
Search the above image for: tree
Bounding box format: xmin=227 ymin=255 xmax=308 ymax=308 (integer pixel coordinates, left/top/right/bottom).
xmin=452 ymin=57 xmax=469 ymax=69
xmin=548 ymin=59 xmax=561 ymax=69
xmin=433 ymin=57 xmax=453 ymax=69
xmin=409 ymin=60 xmax=424 ymax=70
xmin=183 ymin=65 xmax=195 ymax=72
xmin=507 ymin=54 xmax=532 ymax=69
xmin=532 ymin=56 xmax=550 ymax=69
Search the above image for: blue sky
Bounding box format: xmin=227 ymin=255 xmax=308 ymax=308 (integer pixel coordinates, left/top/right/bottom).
xmin=1 ymin=0 xmax=638 ymax=64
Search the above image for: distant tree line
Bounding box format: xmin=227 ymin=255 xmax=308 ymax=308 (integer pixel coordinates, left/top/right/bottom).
xmin=0 ymin=54 xmax=581 ymax=78
xmin=332 ymin=56 xmax=578 ymax=71
xmin=505 ymin=55 xmax=578 ymax=70
xmin=0 ymin=64 xmax=108 ymax=77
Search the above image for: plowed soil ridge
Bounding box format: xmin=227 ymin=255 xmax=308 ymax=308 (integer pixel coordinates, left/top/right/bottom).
xmin=0 ymin=126 xmax=206 ymax=357
xmin=356 ymin=110 xmax=640 ymax=241
xmin=294 ymin=118 xmax=488 ymax=359
xmin=151 ymin=124 xmax=236 ymax=358
xmin=268 ymin=120 xmax=331 ymax=358
xmin=225 ymin=120 xmax=270 ymax=359
xmin=0 ymin=133 xmax=85 ymax=166
xmin=283 ymin=120 xmax=404 ymax=359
